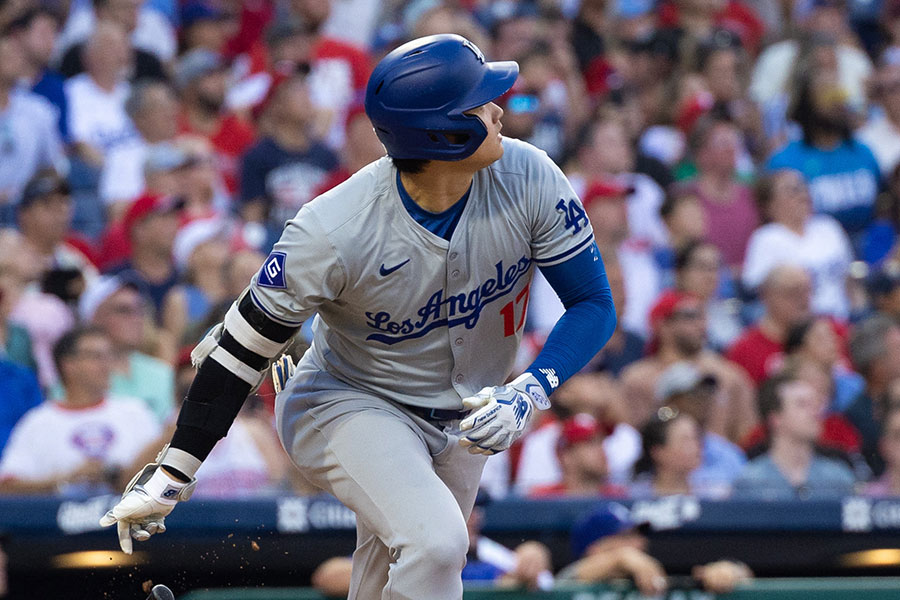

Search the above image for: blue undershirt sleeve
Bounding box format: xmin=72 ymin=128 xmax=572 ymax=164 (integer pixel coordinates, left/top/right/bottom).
xmin=525 ymin=242 xmax=617 ymax=397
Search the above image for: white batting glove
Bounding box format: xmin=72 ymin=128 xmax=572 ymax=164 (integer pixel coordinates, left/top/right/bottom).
xmin=99 ymin=455 xmax=197 ymax=554
xmin=459 ymin=373 xmax=550 ymax=455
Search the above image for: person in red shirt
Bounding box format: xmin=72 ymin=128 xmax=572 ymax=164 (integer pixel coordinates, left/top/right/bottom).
xmin=175 ymin=49 xmax=256 ymax=194
xmin=726 ymin=264 xmax=812 ymax=384
xmin=657 ymin=0 xmax=766 ymax=55
xmin=530 ymin=413 xmax=626 ymax=498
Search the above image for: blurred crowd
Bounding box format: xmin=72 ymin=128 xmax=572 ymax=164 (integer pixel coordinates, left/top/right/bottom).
xmin=2 ymin=0 xmax=900 ymax=522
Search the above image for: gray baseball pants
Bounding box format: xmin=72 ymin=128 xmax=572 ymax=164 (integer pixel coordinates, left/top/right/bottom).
xmin=276 ymin=363 xmax=487 ymax=600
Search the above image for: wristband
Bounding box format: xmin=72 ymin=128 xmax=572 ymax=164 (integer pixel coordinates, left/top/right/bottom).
xmin=511 ymin=372 xmax=551 ymax=410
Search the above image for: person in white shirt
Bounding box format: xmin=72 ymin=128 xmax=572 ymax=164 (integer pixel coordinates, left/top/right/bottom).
xmin=857 ymin=62 xmax=900 ymax=177
xmin=65 ymin=22 xmax=135 ymax=167
xmin=99 ymin=80 xmax=179 ymax=209
xmin=0 ymin=33 xmax=66 ymax=225
xmin=55 ymin=0 xmax=176 ymax=64
xmin=0 ymin=327 xmax=160 ymax=495
xmin=743 ymin=168 xmax=854 ymax=319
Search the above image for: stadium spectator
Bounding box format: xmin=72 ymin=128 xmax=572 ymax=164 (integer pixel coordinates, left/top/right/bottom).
xmin=286 ymin=0 xmax=373 ymax=151
xmin=176 ymin=48 xmax=255 ymax=194
xmin=659 ymin=185 xmax=708 ymax=264
xmin=64 ymin=22 xmax=135 ymax=168
xmin=107 ymin=193 xmax=181 ymax=315
xmin=674 ymin=241 xmax=743 ymax=350
xmin=733 ymin=371 xmax=857 ymax=499
xmin=560 ymin=502 xmax=753 ymax=594
xmin=99 ymin=80 xmax=179 ymax=210
xmin=750 ymin=3 xmax=873 ymax=120
xmin=694 ymin=31 xmax=765 ymax=160
xmin=513 ymin=374 xmax=640 ymax=496
xmin=868 ymin=261 xmax=900 ymax=321
xmin=17 ymin=169 xmax=97 ymax=292
xmin=630 ymin=407 xmax=708 ymax=497
xmin=767 ymin=68 xmax=880 ymax=236
xmin=784 ymin=317 xmax=864 ymax=413
xmin=176 ymin=138 xmax=231 ymax=223
xmin=622 ymin=290 xmax=757 ymax=442
xmin=726 ymin=265 xmax=813 ymax=384
xmin=0 ymin=229 xmax=73 ymax=389
xmin=865 ymin=404 xmax=900 ymax=496
xmin=179 ymin=1 xmax=235 ymax=55
xmin=846 ymin=314 xmax=900 ymax=475
xmin=161 ymin=218 xmax=230 ymax=344
xmin=7 ymin=8 xmax=69 ymax=141
xmin=681 ymin=115 xmax=758 ymax=272
xmin=56 ymin=0 xmax=175 ymax=73
xmin=239 ymin=74 xmax=338 ymax=232
xmin=858 ymin=61 xmax=900 ymax=177
xmin=0 ymin=32 xmax=66 ymax=227
xmin=79 ymin=275 xmax=175 ymax=422
xmin=656 ymin=362 xmax=746 ymax=496
xmin=0 ymin=327 xmax=160 ymax=495
xmin=570 ymin=113 xmax=669 ymax=251
xmin=583 ymin=179 xmax=661 ymax=338
xmin=529 ymin=414 xmax=627 ymax=498
xmin=0 ymin=355 xmax=41 ymax=456
xmin=743 ymin=169 xmax=853 ymax=319
xmin=314 ymin=107 xmax=387 ymax=195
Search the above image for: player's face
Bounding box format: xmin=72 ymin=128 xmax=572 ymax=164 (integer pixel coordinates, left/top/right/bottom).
xmin=461 ymin=102 xmax=505 ymax=168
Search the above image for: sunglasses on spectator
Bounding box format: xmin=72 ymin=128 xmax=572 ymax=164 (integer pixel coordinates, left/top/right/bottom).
xmin=671 ymin=309 xmax=703 ymax=320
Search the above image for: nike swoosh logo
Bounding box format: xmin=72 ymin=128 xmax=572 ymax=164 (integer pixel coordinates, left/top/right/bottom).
xmin=379 ymin=259 xmax=410 ymax=276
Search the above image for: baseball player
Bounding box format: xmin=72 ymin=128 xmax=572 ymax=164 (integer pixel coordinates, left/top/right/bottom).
xmin=100 ymin=34 xmax=617 ymax=600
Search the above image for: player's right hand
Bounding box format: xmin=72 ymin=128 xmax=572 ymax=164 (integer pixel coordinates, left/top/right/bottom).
xmin=459 ymin=385 xmax=534 ymax=455
xmin=99 ymin=463 xmax=196 ymax=554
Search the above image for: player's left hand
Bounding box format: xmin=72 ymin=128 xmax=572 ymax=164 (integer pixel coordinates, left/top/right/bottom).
xmin=459 ymin=373 xmax=549 ymax=455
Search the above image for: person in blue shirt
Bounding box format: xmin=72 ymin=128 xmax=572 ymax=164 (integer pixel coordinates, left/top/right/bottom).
xmin=7 ymin=9 xmax=70 ymax=142
xmin=768 ymin=67 xmax=881 ymax=237
xmin=0 ymin=358 xmax=42 ymax=455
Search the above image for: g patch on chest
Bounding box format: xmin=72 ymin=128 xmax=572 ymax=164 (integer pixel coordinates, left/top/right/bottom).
xmin=258 ymin=252 xmax=287 ymax=289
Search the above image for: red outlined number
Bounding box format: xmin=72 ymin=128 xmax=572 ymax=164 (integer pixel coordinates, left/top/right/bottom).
xmin=500 ymin=285 xmax=530 ymax=336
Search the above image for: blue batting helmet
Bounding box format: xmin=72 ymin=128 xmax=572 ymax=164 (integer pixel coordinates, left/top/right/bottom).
xmin=364 ymin=34 xmax=518 ymax=161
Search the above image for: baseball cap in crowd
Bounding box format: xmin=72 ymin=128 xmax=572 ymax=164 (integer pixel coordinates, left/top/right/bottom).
xmin=19 ymin=169 xmax=71 ymax=209
xmin=181 ymin=1 xmax=226 ymax=29
xmin=78 ymin=274 xmax=142 ymax=322
xmin=558 ymin=413 xmax=615 ymax=451
xmin=144 ymin=143 xmax=194 ymax=176
xmin=175 ymin=49 xmax=226 ymax=90
xmin=581 ymin=179 xmax=634 ymax=211
xmin=614 ymin=0 xmax=655 ymax=19
xmin=656 ymin=361 xmax=718 ymax=402
xmin=265 ymin=17 xmax=315 ymax=48
xmin=570 ymin=502 xmax=650 ymax=560
xmin=172 ymin=217 xmax=230 ymax=270
xmin=123 ymin=193 xmax=184 ymax=237
xmin=868 ymin=261 xmax=900 ymax=298
xmin=648 ymin=290 xmax=702 ymax=331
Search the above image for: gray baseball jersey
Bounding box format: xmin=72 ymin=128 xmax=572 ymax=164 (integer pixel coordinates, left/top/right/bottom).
xmin=249 ymin=137 xmax=593 ymax=409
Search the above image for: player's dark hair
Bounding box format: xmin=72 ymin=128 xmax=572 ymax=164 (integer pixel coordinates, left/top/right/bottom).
xmin=392 ymin=157 xmax=430 ymax=174
xmin=53 ymin=326 xmax=108 ymax=385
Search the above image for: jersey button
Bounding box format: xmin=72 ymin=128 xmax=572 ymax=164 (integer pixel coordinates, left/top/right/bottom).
xmin=449 ymin=252 xmax=458 ymax=260
xmin=455 ymin=374 xmax=464 ymax=383
xmin=455 ymin=337 xmax=464 ymax=346
xmin=451 ymin=270 xmax=460 ymax=278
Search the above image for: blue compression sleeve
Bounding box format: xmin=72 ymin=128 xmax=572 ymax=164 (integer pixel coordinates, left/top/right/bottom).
xmin=526 ymin=242 xmax=617 ymax=396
